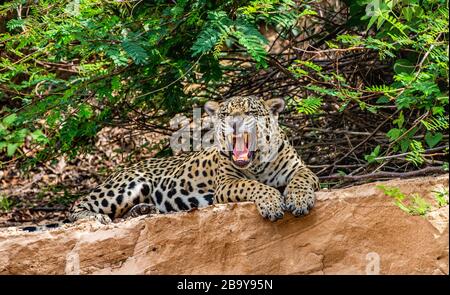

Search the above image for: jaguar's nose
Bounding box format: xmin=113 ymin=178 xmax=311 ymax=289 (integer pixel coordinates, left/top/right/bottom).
xmin=230 ymin=116 xmax=244 ymax=134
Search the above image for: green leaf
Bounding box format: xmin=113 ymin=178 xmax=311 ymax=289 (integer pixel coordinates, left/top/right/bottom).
xmin=234 ymin=18 xmax=268 ymax=65
xmin=433 ymin=189 xmax=449 ymax=207
xmin=31 ymin=129 xmax=48 ymax=144
xmin=367 ymin=15 xmax=378 ymax=31
xmin=6 ymin=19 xmax=25 ymax=31
xmin=377 ymin=185 xmax=405 ymax=201
xmin=410 ymin=194 xmax=431 ymax=215
xmin=122 ymin=40 xmax=148 ymax=65
xmin=399 ymin=139 xmax=411 ymax=153
xmin=393 ymin=111 xmax=404 ymax=128
xmin=46 ymin=110 xmax=61 ymax=127
xmin=367 ymin=106 xmax=378 ymax=114
xmin=78 ymin=104 xmax=93 ymax=119
xmin=2 ymin=114 xmax=17 ymax=126
xmin=376 ymin=11 xmax=385 ymax=29
xmin=111 ymin=76 xmax=121 ymax=91
xmin=421 ymin=116 xmax=449 ymax=131
xmin=386 ymin=128 xmax=402 ymax=141
xmin=325 ymin=41 xmax=338 ymax=49
xmin=7 ymin=143 xmax=19 ymax=157
xmin=394 ymin=200 xmax=411 ymax=214
xmin=364 ymin=145 xmax=381 ymax=164
xmin=376 ymin=96 xmax=390 ymax=104
xmin=296 ymin=97 xmax=322 ymax=115
xmin=337 ymin=170 xmax=347 ymax=176
xmin=406 ymin=140 xmax=425 ymax=166
xmin=432 ymin=106 xmax=445 ymax=116
xmin=394 ymin=59 xmax=414 ymax=74
xmin=424 ymin=132 xmax=443 ymax=148
xmin=402 ymin=7 xmax=414 ymax=22
xmin=191 ymin=11 xmax=233 ymax=56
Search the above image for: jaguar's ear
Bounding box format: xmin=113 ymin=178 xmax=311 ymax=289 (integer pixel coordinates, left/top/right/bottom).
xmin=204 ymin=101 xmax=220 ymax=116
xmin=264 ymin=98 xmax=285 ymax=115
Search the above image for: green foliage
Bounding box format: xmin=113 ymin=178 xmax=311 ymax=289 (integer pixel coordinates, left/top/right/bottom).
xmin=291 ymin=0 xmax=449 ymax=167
xmin=295 ymin=97 xmax=322 ymax=115
xmin=408 ymin=194 xmax=432 ymax=215
xmin=377 ymin=185 xmax=432 ymax=216
xmin=433 ymin=188 xmax=449 ymax=207
xmin=424 ymin=131 xmax=443 ymax=148
xmin=122 ymin=39 xmax=148 ymax=65
xmin=192 ymin=11 xmax=270 ymax=65
xmin=0 ymin=112 xmax=48 ymax=157
xmin=0 ymin=195 xmax=14 ymax=212
xmin=421 ymin=116 xmax=449 ymax=131
xmin=406 ymin=140 xmax=425 ymax=166
xmin=191 ymin=11 xmax=234 ymax=57
xmin=0 ymin=0 xmax=447 ymax=175
xmin=289 ymin=60 xmax=322 ymax=78
xmin=379 ymin=184 xmax=448 ymax=216
xmin=1 ymin=0 xmax=314 ymax=166
xmin=364 ymin=145 xmax=381 ymax=164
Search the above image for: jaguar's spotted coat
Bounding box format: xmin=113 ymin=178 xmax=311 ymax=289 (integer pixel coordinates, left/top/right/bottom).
xmin=28 ymin=96 xmax=320 ymax=230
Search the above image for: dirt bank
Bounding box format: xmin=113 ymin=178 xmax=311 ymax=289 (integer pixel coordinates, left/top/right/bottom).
xmin=0 ymin=175 xmax=448 ymax=274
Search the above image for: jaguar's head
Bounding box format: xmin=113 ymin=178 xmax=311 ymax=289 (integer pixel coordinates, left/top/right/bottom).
xmin=205 ymin=96 xmax=285 ymax=170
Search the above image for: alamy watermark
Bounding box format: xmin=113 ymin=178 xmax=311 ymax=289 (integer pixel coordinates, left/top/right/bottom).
xmin=365 ymin=0 xmax=399 ymax=17
xmin=65 ymin=0 xmax=80 ymax=16
xmin=365 ymin=252 xmax=381 ymax=275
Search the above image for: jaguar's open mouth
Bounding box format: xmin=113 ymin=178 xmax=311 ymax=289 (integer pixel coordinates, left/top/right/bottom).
xmin=228 ymin=131 xmax=255 ymax=168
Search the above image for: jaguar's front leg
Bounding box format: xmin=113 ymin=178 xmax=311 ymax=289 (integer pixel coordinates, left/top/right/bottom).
xmin=284 ymin=166 xmax=320 ymax=217
xmin=215 ymin=178 xmax=285 ymax=221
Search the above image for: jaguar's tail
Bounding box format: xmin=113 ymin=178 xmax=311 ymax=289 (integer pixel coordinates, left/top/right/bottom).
xmin=20 ymin=219 xmax=71 ymax=232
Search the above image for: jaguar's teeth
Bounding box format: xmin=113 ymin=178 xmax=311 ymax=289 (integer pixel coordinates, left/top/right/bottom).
xmin=228 ymin=134 xmax=234 ymax=148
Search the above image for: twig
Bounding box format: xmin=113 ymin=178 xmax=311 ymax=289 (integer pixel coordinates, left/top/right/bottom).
xmin=374 ymin=145 xmax=449 ymax=161
xmin=320 ymin=166 xmax=445 ymax=181
xmin=316 ymin=109 xmax=399 ymax=175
